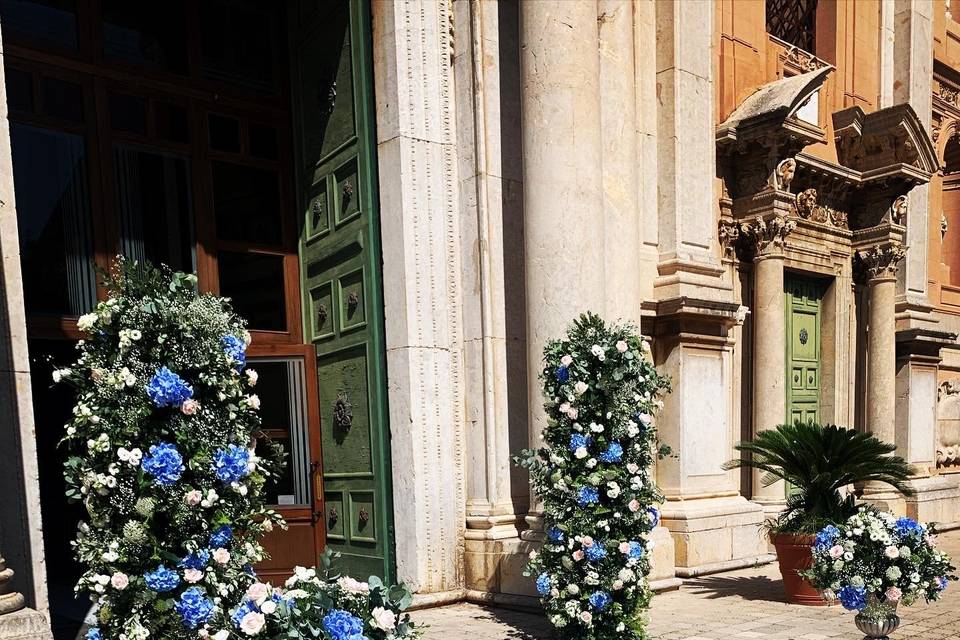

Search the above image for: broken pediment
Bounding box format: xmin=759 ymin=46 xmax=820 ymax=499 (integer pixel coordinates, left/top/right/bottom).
xmin=717 ymin=66 xmax=832 ymax=149
xmin=833 ymin=104 xmax=939 ymax=180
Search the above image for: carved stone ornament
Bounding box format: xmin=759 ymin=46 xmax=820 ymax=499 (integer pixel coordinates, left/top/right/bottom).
xmin=939 ymin=379 xmax=960 ymax=402
xmin=886 ymin=195 xmax=908 ymax=225
xmin=772 ymin=157 xmax=797 ymax=191
xmin=792 ymin=188 xmax=849 ymax=229
xmin=856 ymin=243 xmax=907 ymax=280
xmin=942 ymin=212 xmax=949 ymax=240
xmin=718 ymin=219 xmax=741 ymax=259
xmin=741 ymin=214 xmax=797 ymax=258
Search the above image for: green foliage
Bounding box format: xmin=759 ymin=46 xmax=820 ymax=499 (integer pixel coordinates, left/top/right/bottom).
xmin=723 ymin=421 xmax=915 ymax=533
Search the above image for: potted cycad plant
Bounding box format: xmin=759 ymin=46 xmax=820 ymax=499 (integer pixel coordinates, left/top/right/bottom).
xmin=724 ymin=422 xmax=915 ymax=605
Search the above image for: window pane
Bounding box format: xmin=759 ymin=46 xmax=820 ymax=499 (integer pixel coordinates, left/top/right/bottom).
xmin=211 ymin=161 xmax=282 ymax=245
xmin=11 ymin=124 xmax=96 ymax=316
xmin=217 ymin=251 xmax=286 ymax=331
xmin=114 ymin=146 xmax=194 ymax=273
xmin=5 ymin=67 xmax=34 ymax=114
xmin=102 ymin=0 xmax=188 ymax=74
xmin=208 ymin=114 xmax=240 ymax=153
xmin=40 ymin=76 xmax=84 ymax=123
xmin=0 ymin=0 xmax=78 ymax=50
xmin=250 ymin=358 xmax=311 ymax=506
xmin=109 ymin=93 xmax=147 ymax=135
xmin=200 ymin=0 xmax=283 ymax=92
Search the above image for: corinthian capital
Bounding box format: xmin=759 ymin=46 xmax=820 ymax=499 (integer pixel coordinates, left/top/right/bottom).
xmin=856 ymin=243 xmax=906 ymax=280
xmin=741 ymin=214 xmax=796 ymax=259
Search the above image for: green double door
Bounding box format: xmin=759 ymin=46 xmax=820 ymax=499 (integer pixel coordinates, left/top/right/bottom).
xmin=290 ymin=0 xmax=393 ymax=581
xmin=785 ymin=274 xmax=825 ymax=424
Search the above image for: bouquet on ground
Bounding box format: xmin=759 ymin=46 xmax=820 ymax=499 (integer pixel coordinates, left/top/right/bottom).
xmin=802 ymin=508 xmax=957 ymax=618
xmin=221 ymin=552 xmax=421 ymax=639
xmin=516 ymin=313 xmax=671 ymax=640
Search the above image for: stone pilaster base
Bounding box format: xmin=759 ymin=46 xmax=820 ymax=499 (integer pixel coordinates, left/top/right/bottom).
xmin=861 ymin=485 xmax=908 ymax=517
xmin=0 ymin=608 xmax=53 ymax=640
xmin=464 ymin=536 xmax=539 ymax=599
xmin=904 ymin=475 xmax=960 ymax=527
xmin=661 ymin=496 xmax=773 ymax=577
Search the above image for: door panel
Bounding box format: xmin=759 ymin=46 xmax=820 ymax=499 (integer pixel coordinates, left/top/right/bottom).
xmin=785 ymin=274 xmax=825 ymax=425
xmin=291 ymin=0 xmax=393 ymax=581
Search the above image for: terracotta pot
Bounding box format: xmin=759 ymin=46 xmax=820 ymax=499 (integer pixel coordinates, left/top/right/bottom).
xmin=769 ymin=532 xmax=830 ymax=606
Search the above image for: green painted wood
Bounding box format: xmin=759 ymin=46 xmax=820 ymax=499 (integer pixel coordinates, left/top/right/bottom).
xmin=784 ymin=274 xmax=825 ymax=426
xmin=289 ymin=0 xmax=394 ymax=583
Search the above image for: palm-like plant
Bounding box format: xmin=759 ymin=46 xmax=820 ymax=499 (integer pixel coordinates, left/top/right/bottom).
xmin=724 ymin=421 xmax=916 ymax=534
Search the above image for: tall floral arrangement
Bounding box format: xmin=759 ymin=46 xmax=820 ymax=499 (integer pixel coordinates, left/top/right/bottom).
xmin=516 ymin=313 xmax=671 ymax=640
xmin=56 ymin=261 xmax=284 ymax=640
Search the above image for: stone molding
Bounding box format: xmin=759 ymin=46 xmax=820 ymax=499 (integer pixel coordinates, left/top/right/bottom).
xmin=856 ymin=242 xmax=907 ymax=281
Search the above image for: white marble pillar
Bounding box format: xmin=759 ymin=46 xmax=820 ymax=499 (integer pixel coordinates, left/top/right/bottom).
xmin=519 ymin=0 xmax=606 ymax=535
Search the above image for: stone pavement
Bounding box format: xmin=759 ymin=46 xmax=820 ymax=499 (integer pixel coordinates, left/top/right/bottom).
xmin=413 ymin=529 xmax=960 ymax=640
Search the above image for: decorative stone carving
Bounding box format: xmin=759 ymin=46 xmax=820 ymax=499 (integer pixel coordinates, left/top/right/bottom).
xmin=772 ymin=157 xmax=797 ymax=191
xmin=791 ymin=187 xmax=849 ymax=229
xmin=0 ymin=553 xmax=25 ymax=615
xmin=718 ymin=219 xmax=741 ymax=259
xmin=885 ymin=195 xmax=908 ymax=225
xmin=942 ymin=212 xmax=949 ymax=240
xmin=937 ymin=379 xmax=960 ymax=468
xmin=795 ymin=187 xmax=817 ymax=218
xmin=856 ymin=243 xmax=907 ymax=280
xmin=740 ymin=214 xmax=796 ymax=258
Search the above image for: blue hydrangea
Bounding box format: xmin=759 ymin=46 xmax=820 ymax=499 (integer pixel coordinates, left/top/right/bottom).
xmin=577 ymin=486 xmax=599 ymax=506
xmin=599 ymin=442 xmax=623 ymax=463
xmin=814 ymin=524 xmax=841 ymax=552
xmin=589 ymin=591 xmax=611 ymax=610
xmin=569 ymin=433 xmax=590 ymax=452
xmin=213 ymin=444 xmax=250 ymax=484
xmin=86 ymin=630 xmax=101 ymax=640
xmin=546 ymin=526 xmax=564 ymax=543
xmin=837 ymin=585 xmax=867 ymax=611
xmin=536 ymin=572 xmax=552 ymax=596
xmin=322 ymin=608 xmax=366 ymax=640
xmin=146 ymin=366 xmax=194 ymax=407
xmin=144 ymin=565 xmax=180 ymax=592
xmin=647 ymin=506 xmax=660 ymax=528
xmin=231 ymin=599 xmax=258 ymax=628
xmin=179 ymin=549 xmax=210 ymax=570
xmin=142 ymin=443 xmax=185 ymax=486
xmin=210 ymin=525 xmax=233 ymax=548
xmin=174 ymin=587 xmax=215 ymax=629
xmin=555 ymin=365 xmax=570 ymax=383
xmin=938 ymin=576 xmax=949 ymax=592
xmin=627 ymin=541 xmax=644 ymax=560
xmin=222 ymin=335 xmax=247 ymax=371
xmin=894 ymin=517 xmax=923 ymax=539
xmin=585 ymin=542 xmax=607 ymax=562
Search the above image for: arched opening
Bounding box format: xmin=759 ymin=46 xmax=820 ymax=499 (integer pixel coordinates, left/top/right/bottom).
xmin=942 ymin=135 xmax=960 ymax=286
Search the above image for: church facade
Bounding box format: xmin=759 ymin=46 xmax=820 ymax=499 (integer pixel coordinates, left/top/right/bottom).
xmin=4 ymin=1 xmax=960 ymax=636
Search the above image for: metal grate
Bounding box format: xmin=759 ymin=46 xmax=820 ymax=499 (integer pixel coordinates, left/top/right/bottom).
xmin=766 ymin=0 xmax=817 ymax=54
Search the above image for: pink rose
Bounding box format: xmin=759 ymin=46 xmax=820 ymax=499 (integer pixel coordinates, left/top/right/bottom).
xmin=180 ymin=399 xmax=200 ymax=415
xmin=580 ymin=536 xmax=594 ymax=547
xmin=185 ymin=490 xmax=203 ymax=506
xmin=566 ymin=407 xmax=579 ymax=420
xmin=579 ymin=611 xmax=592 ymax=623
xmin=572 ymin=550 xmax=585 ymax=561
xmin=619 ymin=542 xmax=631 ymax=554
xmin=212 ymin=548 xmax=230 ymax=564
xmin=239 ymin=611 xmax=265 ymax=635
xmin=616 ymin=340 xmax=628 ymax=353
xmin=884 ymin=546 xmax=900 ymax=559
xmin=183 ymin=569 xmax=203 ymax=583
xmin=561 ymin=355 xmax=573 ymax=367
xmin=574 ymin=381 xmax=589 ymax=395
xmin=559 ymin=403 xmax=571 ymax=414
xmin=110 ymin=573 xmax=128 ymax=590
xmin=885 ymin=586 xmax=902 ymax=602
xmin=828 ymin=545 xmax=844 ymax=559
xmin=628 ymin=499 xmax=640 ymax=512
xmin=246 ymin=582 xmax=271 ymax=604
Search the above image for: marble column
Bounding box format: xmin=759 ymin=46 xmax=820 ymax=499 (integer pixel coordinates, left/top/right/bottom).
xmin=744 ymin=215 xmax=795 ymax=510
xmin=519 ymin=0 xmax=605 ymax=537
xmin=859 ymin=242 xmax=907 ymax=514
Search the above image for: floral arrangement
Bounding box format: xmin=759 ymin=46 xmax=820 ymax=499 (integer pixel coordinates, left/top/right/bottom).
xmin=516 ymin=313 xmax=671 ymax=640
xmin=218 ymin=552 xmax=421 ymax=639
xmin=802 ymin=508 xmax=957 ymax=618
xmin=57 ymin=261 xmax=284 ymax=639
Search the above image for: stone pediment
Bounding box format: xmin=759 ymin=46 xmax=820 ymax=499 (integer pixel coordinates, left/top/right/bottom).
xmin=717 ymin=66 xmax=832 ymax=149
xmin=833 ymin=104 xmax=939 ymax=179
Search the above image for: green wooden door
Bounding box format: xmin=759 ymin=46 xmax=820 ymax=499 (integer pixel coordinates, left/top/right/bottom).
xmin=785 ymin=274 xmax=824 ymax=424
xmin=290 ymin=0 xmax=393 ymax=582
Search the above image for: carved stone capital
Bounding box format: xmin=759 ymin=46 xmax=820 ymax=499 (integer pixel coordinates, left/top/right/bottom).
xmin=741 ymin=214 xmax=796 ymax=259
xmin=856 ymin=242 xmax=906 ymax=281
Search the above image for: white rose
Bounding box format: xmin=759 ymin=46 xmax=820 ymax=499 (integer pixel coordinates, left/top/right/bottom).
xmin=246 ymin=369 xmax=259 ymax=386
xmin=246 ymin=582 xmax=271 ymax=605
xmin=574 ymin=381 xmax=589 ymax=395
xmin=616 ymin=340 xmax=628 ymax=353
xmin=183 ymin=569 xmax=204 ymax=583
xmin=110 ymin=573 xmax=129 ymax=590
xmin=212 ymin=548 xmax=231 ymax=564
xmin=240 ymin=612 xmax=265 ymax=636
xmin=260 ymin=600 xmax=277 ymax=615
xmin=213 ymin=630 xmax=231 ymax=640
xmin=370 ymin=606 xmax=397 ymax=631
xmin=77 ymin=313 xmax=99 ymax=332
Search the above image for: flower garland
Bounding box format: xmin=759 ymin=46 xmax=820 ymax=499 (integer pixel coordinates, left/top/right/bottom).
xmin=57 ymin=261 xmax=285 ymax=640
xmin=516 ymin=313 xmax=671 ymax=639
xmin=803 ymin=508 xmax=957 ymax=616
